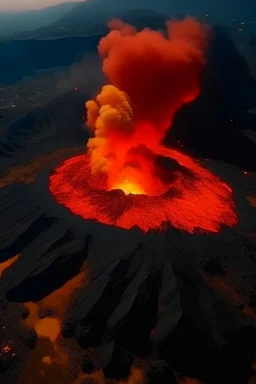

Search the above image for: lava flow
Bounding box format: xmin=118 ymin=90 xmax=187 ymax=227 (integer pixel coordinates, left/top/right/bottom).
xmin=49 ymin=17 xmax=237 ymax=233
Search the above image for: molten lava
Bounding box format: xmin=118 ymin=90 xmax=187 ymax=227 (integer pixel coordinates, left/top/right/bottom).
xmin=113 ymin=179 xmax=145 ymax=195
xmin=49 ymin=148 xmax=237 ymax=233
xmin=49 ymin=17 xmax=237 ymax=233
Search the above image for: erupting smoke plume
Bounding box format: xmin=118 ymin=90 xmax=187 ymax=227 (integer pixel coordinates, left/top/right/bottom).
xmin=86 ymin=17 xmax=210 ymax=194
xmin=49 ymin=17 xmax=237 ymax=233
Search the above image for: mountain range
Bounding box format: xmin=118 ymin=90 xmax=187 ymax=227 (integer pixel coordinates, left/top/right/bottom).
xmin=0 ymin=0 xmax=256 ymax=85
xmin=0 ymin=2 xmax=79 ymax=37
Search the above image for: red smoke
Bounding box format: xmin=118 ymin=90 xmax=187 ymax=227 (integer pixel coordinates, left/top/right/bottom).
xmin=86 ymin=17 xmax=210 ymax=194
xmin=100 ymin=17 xmax=208 ymax=129
xmin=49 ymin=17 xmax=237 ymax=233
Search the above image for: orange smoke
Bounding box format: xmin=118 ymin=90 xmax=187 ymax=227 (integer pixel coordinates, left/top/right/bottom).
xmin=86 ymin=17 xmax=210 ymax=194
xmin=49 ymin=18 xmax=237 ymax=233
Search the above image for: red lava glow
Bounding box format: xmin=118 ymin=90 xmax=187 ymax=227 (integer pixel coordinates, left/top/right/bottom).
xmin=49 ymin=147 xmax=237 ymax=233
xmin=49 ymin=18 xmax=237 ymax=233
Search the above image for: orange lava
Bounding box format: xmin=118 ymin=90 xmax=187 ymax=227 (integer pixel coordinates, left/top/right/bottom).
xmin=35 ymin=318 xmax=61 ymax=343
xmin=49 ymin=147 xmax=237 ymax=234
xmin=24 ymin=270 xmax=87 ymax=328
xmin=19 ymin=271 xmax=87 ymax=384
xmin=0 ymin=254 xmax=19 ymax=278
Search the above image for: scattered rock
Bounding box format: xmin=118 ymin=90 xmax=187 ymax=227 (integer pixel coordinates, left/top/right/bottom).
xmin=146 ymin=360 xmax=177 ymax=384
xmin=108 ymin=189 xmax=126 ymax=198
xmin=0 ymin=297 xmax=7 ymax=309
xmin=75 ymin=325 xmax=93 ymax=347
xmin=62 ymin=316 xmax=76 ymax=338
xmin=0 ymin=343 xmax=17 ymax=373
xmin=203 ymin=259 xmax=225 ymax=276
xmin=99 ymin=341 xmax=133 ymax=379
xmin=37 ymin=308 xmax=47 ymax=319
xmin=0 ymin=353 xmax=13 ymax=373
xmin=46 ymin=308 xmax=53 ymax=316
xmin=36 ymin=308 xmax=53 ymax=318
xmin=23 ymin=329 xmax=37 ymax=349
xmin=20 ymin=305 xmax=29 ymax=320
xmin=80 ymin=353 xmax=94 ymax=373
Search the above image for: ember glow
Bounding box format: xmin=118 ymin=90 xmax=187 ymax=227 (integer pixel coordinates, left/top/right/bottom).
xmin=49 ymin=148 xmax=237 ymax=233
xmin=49 ymin=17 xmax=237 ymax=233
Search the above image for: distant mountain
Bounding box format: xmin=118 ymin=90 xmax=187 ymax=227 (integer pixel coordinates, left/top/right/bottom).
xmin=53 ymin=0 xmax=255 ymax=27
xmin=53 ymin=0 xmax=173 ymax=25
xmin=15 ymin=0 xmax=256 ymax=40
xmin=22 ymin=8 xmax=169 ymax=39
xmin=0 ymin=7 xmax=170 ymax=84
xmin=1 ymin=0 xmax=256 ymax=85
xmin=0 ymin=35 xmax=101 ymax=67
xmin=0 ymin=2 xmax=79 ymax=37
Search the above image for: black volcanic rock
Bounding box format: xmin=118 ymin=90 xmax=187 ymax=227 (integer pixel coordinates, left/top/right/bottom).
xmin=0 ymin=297 xmax=7 ymax=309
xmin=22 ymin=329 xmax=37 ymax=350
xmin=37 ymin=308 xmax=47 ymax=319
xmin=146 ymin=360 xmax=177 ymax=384
xmin=70 ymin=239 xmax=182 ymax=351
xmin=108 ymin=189 xmax=126 ymax=198
xmin=37 ymin=308 xmax=53 ymax=319
xmin=0 ymin=187 xmax=91 ymax=301
xmin=80 ymin=352 xmax=94 ymax=373
xmin=99 ymin=341 xmax=133 ymax=379
xmin=155 ymin=154 xmax=194 ymax=183
xmin=169 ymin=26 xmax=256 ymax=170
xmin=0 ymin=350 xmax=16 ymax=373
xmin=75 ymin=325 xmax=95 ymax=348
xmin=20 ymin=304 xmax=29 ymax=320
xmin=202 ymin=258 xmax=225 ymax=276
xmin=62 ymin=316 xmax=76 ymax=338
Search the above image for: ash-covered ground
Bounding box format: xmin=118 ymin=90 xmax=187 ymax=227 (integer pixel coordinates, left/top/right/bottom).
xmin=0 ymin=20 xmax=256 ymax=384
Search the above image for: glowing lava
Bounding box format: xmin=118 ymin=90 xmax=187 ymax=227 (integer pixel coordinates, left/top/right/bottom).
xmin=49 ymin=148 xmax=237 ymax=233
xmin=49 ymin=18 xmax=237 ymax=233
xmin=113 ymin=178 xmax=145 ymax=195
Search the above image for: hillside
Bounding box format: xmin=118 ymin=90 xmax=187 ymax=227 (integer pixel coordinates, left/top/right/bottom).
xmin=15 ymin=0 xmax=256 ymax=40
xmin=22 ymin=8 xmax=168 ymax=39
xmin=0 ymin=2 xmax=79 ymax=37
xmin=47 ymin=0 xmax=256 ymax=27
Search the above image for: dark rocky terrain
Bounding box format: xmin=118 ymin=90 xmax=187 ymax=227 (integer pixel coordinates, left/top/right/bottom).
xmin=0 ymin=4 xmax=256 ymax=384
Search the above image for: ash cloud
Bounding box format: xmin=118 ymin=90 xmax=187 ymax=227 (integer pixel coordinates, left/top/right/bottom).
xmin=86 ymin=17 xmax=211 ymax=193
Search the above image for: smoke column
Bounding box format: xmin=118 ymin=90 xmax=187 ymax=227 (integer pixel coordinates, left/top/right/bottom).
xmin=86 ymin=17 xmax=210 ymax=194
xmin=49 ymin=16 xmax=237 ymax=233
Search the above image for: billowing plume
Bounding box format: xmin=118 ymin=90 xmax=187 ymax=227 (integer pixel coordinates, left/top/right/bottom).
xmin=86 ymin=85 xmax=134 ymax=175
xmin=86 ymin=17 xmax=210 ymax=193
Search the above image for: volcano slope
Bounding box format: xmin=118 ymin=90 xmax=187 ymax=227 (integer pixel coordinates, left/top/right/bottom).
xmin=0 ymin=22 xmax=256 ymax=384
xmin=0 ymin=147 xmax=256 ymax=384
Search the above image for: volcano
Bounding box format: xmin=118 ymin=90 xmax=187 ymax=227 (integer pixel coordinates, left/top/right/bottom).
xmin=49 ymin=18 xmax=237 ymax=234
xmin=49 ymin=147 xmax=237 ymax=233
xmin=0 ymin=14 xmax=256 ymax=384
